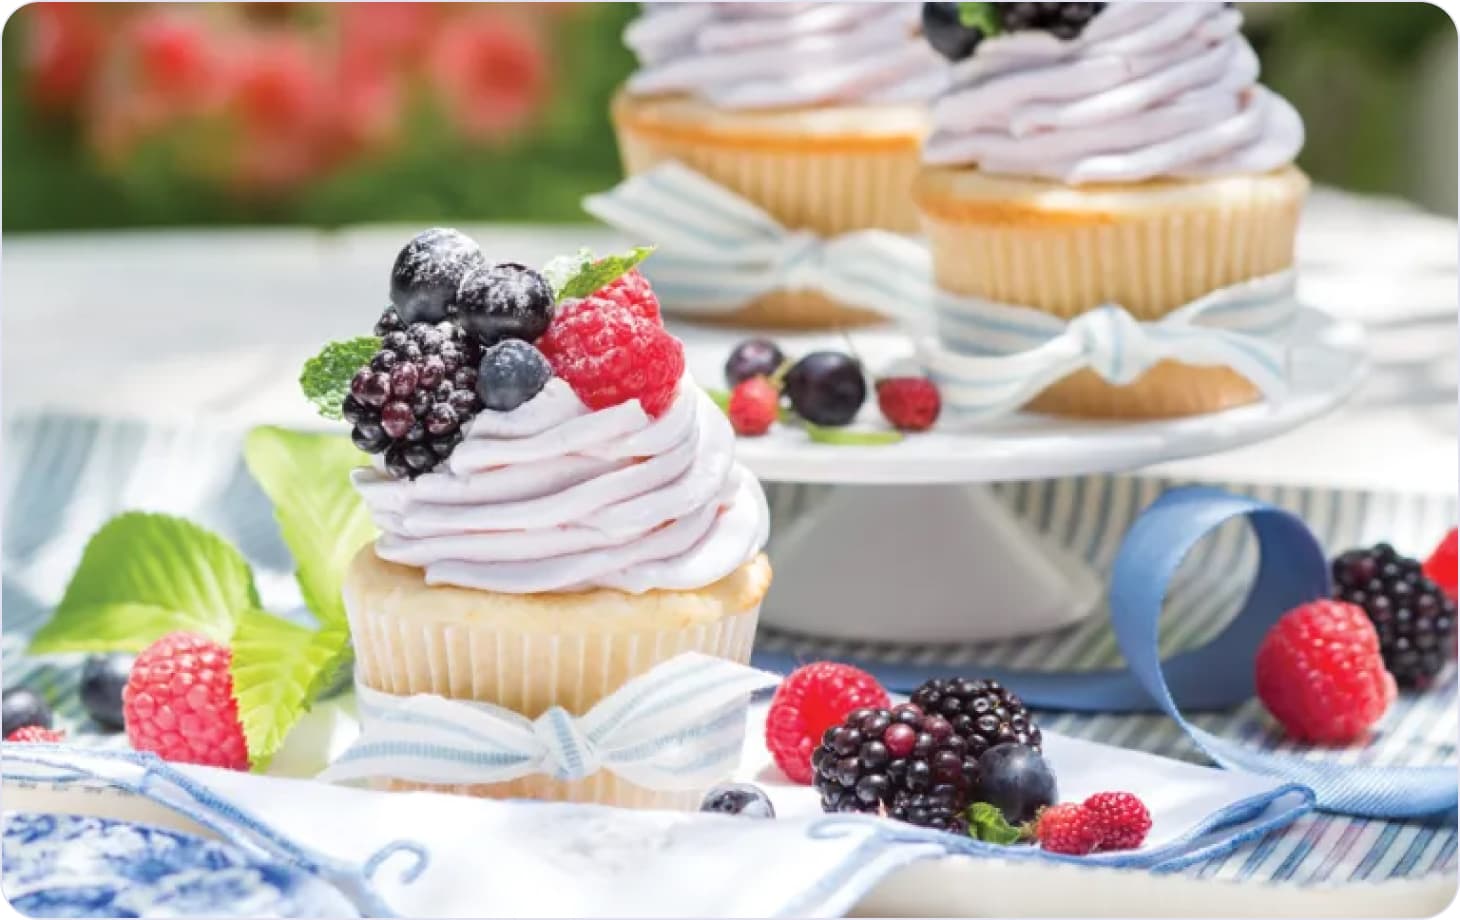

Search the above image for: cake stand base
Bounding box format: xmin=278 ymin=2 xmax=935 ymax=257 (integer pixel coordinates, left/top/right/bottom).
xmin=761 ymin=484 xmax=1103 ymax=644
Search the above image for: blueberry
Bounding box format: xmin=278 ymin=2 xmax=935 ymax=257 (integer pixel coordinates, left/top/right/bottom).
xmin=724 ymin=339 xmax=786 ymax=388
xmin=476 ymin=340 xmax=553 ymax=412
xmin=456 ymin=263 xmax=555 ymax=345
xmin=699 ymin=782 xmax=776 ymax=819
xmin=975 ymin=744 xmax=1057 ymax=824
xmin=784 ymin=352 xmax=867 ymax=427
xmin=390 ymin=228 xmax=485 ymax=324
xmin=922 ymin=3 xmax=984 ymax=61
xmin=80 ymin=653 xmax=134 ymax=732
xmin=2 ymin=687 xmax=52 ymax=738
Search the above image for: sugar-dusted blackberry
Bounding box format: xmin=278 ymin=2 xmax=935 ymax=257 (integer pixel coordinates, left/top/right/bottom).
xmin=996 ymin=2 xmax=1106 ymax=40
xmin=1333 ymin=543 xmax=1457 ymax=689
xmin=910 ymin=677 xmax=1042 ymax=758
xmin=347 ymin=320 xmax=484 ymax=476
xmin=812 ymin=703 xmax=981 ymax=834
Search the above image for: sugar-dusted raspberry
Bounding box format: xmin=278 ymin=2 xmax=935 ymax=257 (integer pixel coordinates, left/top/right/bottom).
xmin=1083 ymin=792 xmax=1152 ymax=851
xmin=1034 ymin=802 xmax=1100 ymax=855
xmin=765 ymin=662 xmax=890 ymax=785
xmin=123 ymin=632 xmax=249 ymax=770
xmin=537 ymin=297 xmax=684 ymax=417
xmin=729 ymin=377 xmax=779 ymax=437
xmin=595 ymin=268 xmax=661 ymax=325
xmin=5 ymin=726 xmax=65 ymax=743
xmin=1255 ymin=600 xmax=1396 ymax=744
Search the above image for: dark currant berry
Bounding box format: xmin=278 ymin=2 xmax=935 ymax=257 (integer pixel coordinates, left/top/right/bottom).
xmin=996 ymin=2 xmax=1106 ymax=40
xmin=910 ymin=677 xmax=1042 ymax=760
xmin=375 ymin=307 xmax=405 ymax=336
xmin=350 ymin=369 xmax=390 ymax=408
xmin=976 ymin=743 xmax=1057 ymax=824
xmin=425 ymin=404 xmax=459 ymax=437
xmin=455 ymin=262 xmax=556 ymax=346
xmin=381 ymin=401 xmax=415 ymax=439
xmin=700 ymin=782 xmax=776 ymax=819
xmin=922 ymin=3 xmax=984 ymax=61
xmin=390 ymin=228 xmax=485 ymax=324
xmin=785 ymin=352 xmax=867 ymax=427
xmin=1334 ymin=543 xmax=1457 ymax=689
xmin=476 ymin=339 xmax=553 ymax=412
xmin=2 ymin=687 xmax=53 ymax=738
xmin=80 ymin=653 xmax=134 ymax=732
xmin=341 ymin=395 xmax=368 ymax=425
xmin=352 ymin=425 xmax=390 ymax=453
xmin=724 ymin=339 xmax=786 ymax=388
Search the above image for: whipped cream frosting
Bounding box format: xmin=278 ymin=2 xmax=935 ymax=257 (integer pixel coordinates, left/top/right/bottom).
xmin=624 ymin=2 xmax=949 ymax=109
xmin=924 ymin=2 xmax=1304 ymax=183
xmin=353 ymin=377 xmax=769 ymax=596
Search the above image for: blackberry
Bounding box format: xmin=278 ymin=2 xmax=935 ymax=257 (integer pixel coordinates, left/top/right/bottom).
xmin=1333 ymin=543 xmax=1457 ymax=689
xmin=910 ymin=677 xmax=1042 ymax=759
xmin=345 ymin=321 xmax=483 ymax=477
xmin=996 ymin=2 xmax=1106 ymax=40
xmin=812 ymin=703 xmax=981 ymax=834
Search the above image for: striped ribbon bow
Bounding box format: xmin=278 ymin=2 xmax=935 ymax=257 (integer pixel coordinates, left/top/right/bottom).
xmin=585 ymin=164 xmax=1300 ymax=423
xmin=318 ymin=654 xmax=780 ymax=790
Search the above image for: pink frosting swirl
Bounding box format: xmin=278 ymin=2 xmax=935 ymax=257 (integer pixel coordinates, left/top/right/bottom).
xmin=924 ymin=2 xmax=1304 ymax=183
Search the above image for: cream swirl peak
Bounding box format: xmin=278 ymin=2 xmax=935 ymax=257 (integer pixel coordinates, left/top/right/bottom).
xmin=625 ymin=2 xmax=949 ymax=108
xmin=924 ymin=2 xmax=1304 ymax=183
xmin=353 ymin=376 xmax=770 ymax=596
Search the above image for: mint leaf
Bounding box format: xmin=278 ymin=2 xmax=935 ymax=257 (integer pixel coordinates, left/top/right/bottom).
xmin=551 ymin=246 xmax=655 ymax=301
xmin=300 ymin=337 xmax=380 ymax=420
xmin=244 ymin=427 xmax=375 ymax=631
xmin=542 ymin=248 xmax=594 ymax=299
xmin=230 ymin=609 xmax=353 ymax=769
xmin=967 ymin=802 xmax=1025 ymax=845
xmin=957 ymin=2 xmax=1003 ymax=35
xmin=30 ymin=513 xmax=258 ymax=655
xmin=805 ymin=425 xmax=903 ymax=447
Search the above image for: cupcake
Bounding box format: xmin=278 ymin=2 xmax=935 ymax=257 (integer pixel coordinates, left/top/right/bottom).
xmin=612 ymin=2 xmax=949 ymax=328
xmin=915 ymin=2 xmax=1307 ymax=418
xmin=329 ymin=232 xmax=771 ymax=810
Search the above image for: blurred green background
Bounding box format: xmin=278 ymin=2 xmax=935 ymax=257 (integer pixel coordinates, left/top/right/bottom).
xmin=3 ymin=1 xmax=1455 ymax=233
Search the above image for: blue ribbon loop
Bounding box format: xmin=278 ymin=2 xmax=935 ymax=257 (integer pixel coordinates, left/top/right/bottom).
xmin=755 ymin=486 xmax=1458 ymax=819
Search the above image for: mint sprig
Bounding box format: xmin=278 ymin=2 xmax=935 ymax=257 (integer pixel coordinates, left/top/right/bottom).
xmin=545 ymin=246 xmax=655 ymax=301
xmin=966 ymin=802 xmax=1028 ymax=845
xmin=300 ymin=336 xmax=380 ymax=420
xmin=957 ymin=2 xmax=1003 ymax=35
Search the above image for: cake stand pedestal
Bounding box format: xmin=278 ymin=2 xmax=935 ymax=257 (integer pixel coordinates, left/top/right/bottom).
xmin=676 ymin=307 xmax=1365 ymax=644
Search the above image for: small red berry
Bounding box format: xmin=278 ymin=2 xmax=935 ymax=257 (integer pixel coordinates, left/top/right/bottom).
xmin=595 ymin=268 xmax=661 ymax=325
xmin=876 ymin=377 xmax=941 ymax=432
xmin=123 ymin=632 xmax=249 ymax=771
xmin=1255 ymin=600 xmax=1396 ymax=744
xmin=5 ymin=726 xmax=65 ymax=743
xmin=765 ymin=663 xmax=890 ymax=785
xmin=1034 ymin=802 xmax=1100 ymax=855
xmin=728 ymin=377 xmax=779 ymax=436
xmin=1423 ymin=529 xmax=1458 ymax=600
xmin=538 ymin=297 xmax=684 ymax=417
xmin=1082 ymin=792 xmax=1152 ymax=850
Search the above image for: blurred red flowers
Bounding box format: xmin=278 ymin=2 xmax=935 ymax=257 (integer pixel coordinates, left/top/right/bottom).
xmin=18 ymin=2 xmax=561 ymax=193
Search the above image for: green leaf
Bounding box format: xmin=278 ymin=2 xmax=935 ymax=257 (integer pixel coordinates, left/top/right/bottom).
xmin=541 ymin=248 xmax=594 ymax=298
xmin=550 ymin=246 xmax=655 ymax=301
xmin=244 ymin=426 xmax=376 ymax=631
xmin=957 ymin=2 xmax=1003 ymax=35
xmin=967 ymin=802 xmax=1026 ymax=845
xmin=299 ymin=337 xmax=380 ymax=420
xmin=706 ymin=388 xmax=732 ymax=414
xmin=29 ymin=513 xmax=258 ymax=655
xmin=230 ymin=609 xmax=353 ymax=770
xmin=804 ymin=425 xmax=904 ymax=447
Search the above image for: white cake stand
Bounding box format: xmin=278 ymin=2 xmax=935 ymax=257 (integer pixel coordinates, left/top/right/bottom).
xmin=676 ymin=307 xmax=1366 ymax=644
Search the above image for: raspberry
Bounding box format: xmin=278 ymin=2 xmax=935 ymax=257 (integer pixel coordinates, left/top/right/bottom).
xmin=1082 ymin=792 xmax=1152 ymax=850
xmin=123 ymin=632 xmax=249 ymax=771
xmin=1255 ymin=600 xmax=1396 ymax=744
xmin=595 ymin=268 xmax=661 ymax=325
xmin=1423 ymin=530 xmax=1458 ymax=600
xmin=537 ymin=297 xmax=685 ymax=417
xmin=5 ymin=726 xmax=65 ymax=743
xmin=729 ymin=377 xmax=779 ymax=436
xmin=876 ymin=377 xmax=941 ymax=432
xmin=1034 ymin=802 xmax=1100 ymax=855
xmin=766 ymin=663 xmax=890 ymax=785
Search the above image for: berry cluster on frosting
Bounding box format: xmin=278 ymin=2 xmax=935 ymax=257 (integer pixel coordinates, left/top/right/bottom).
xmin=302 ymin=229 xmax=677 ymax=479
xmin=922 ymin=2 xmax=1106 ymax=61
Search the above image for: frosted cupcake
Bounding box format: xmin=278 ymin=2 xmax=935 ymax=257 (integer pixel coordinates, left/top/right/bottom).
xmin=613 ymin=2 xmax=948 ymax=328
xmin=915 ymin=2 xmax=1307 ymax=417
xmin=329 ymin=232 xmax=771 ymax=809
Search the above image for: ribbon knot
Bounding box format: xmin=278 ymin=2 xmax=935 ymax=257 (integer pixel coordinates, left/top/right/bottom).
xmin=1069 ymin=304 xmax=1153 ymax=386
xmin=531 ymin=708 xmax=601 ymax=781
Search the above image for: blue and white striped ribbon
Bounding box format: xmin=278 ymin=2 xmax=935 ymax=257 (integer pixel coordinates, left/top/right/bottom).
xmin=585 ymin=163 xmax=1301 ymax=422
xmin=318 ymin=653 xmax=780 ymax=790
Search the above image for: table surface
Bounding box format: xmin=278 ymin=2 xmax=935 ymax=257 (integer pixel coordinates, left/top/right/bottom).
xmin=3 ymin=186 xmax=1456 ymax=495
